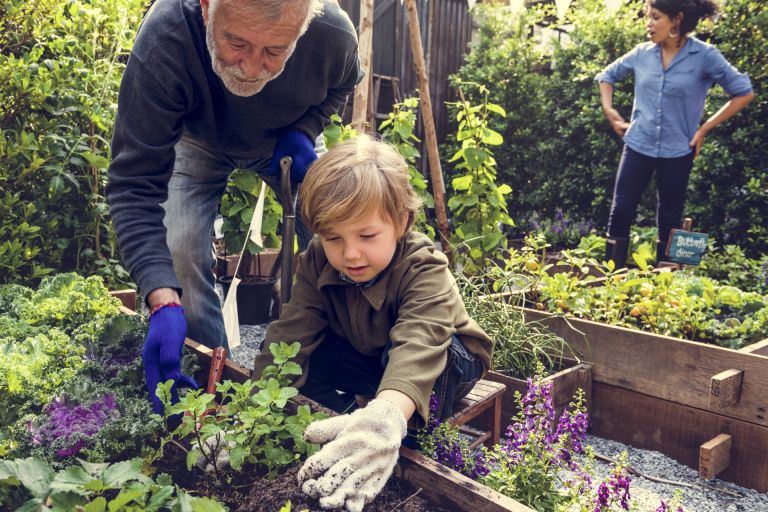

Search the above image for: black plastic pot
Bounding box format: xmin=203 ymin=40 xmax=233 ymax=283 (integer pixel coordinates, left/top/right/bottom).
xmin=218 ymin=275 xmax=277 ymax=325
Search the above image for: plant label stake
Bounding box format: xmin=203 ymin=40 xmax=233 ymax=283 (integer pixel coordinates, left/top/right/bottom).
xmin=223 ymin=180 xmax=268 ymax=348
xmin=665 ymin=218 xmax=708 ymax=266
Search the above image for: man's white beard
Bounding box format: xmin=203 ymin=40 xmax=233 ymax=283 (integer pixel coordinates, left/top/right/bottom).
xmin=205 ymin=24 xmax=294 ymax=97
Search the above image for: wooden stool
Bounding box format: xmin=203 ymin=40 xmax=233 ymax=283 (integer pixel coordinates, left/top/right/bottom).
xmin=447 ymin=379 xmax=506 ymax=449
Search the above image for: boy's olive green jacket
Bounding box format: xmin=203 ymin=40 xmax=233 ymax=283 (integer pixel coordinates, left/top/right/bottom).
xmin=252 ymin=232 xmax=493 ymax=426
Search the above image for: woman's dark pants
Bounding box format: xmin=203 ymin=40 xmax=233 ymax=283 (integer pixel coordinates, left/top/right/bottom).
xmin=607 ymin=145 xmax=694 ymax=260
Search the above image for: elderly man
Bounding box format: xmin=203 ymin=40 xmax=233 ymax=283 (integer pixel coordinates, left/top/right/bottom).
xmin=106 ymin=0 xmax=361 ymax=414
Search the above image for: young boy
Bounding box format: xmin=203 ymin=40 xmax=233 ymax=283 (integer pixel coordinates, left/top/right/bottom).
xmin=252 ymin=135 xmax=492 ymax=512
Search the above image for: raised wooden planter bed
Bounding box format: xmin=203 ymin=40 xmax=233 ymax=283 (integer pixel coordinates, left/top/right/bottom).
xmin=517 ymin=307 xmax=768 ymax=492
xmin=184 ymin=339 xmax=535 ymax=512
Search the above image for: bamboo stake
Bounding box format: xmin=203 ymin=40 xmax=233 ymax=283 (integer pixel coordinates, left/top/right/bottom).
xmin=403 ymin=0 xmax=451 ymax=259
xmin=352 ymin=0 xmax=374 ymax=132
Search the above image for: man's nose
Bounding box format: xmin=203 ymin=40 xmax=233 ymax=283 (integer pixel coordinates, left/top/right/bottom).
xmin=239 ymin=52 xmax=267 ymax=78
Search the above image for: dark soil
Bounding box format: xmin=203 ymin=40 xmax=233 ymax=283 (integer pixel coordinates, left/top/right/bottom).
xmin=237 ymin=464 xmax=440 ymax=512
xmin=154 ymin=441 xmax=441 ymax=512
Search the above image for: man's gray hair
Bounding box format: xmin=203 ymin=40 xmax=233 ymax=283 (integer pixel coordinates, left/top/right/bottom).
xmin=209 ymin=0 xmax=324 ymax=34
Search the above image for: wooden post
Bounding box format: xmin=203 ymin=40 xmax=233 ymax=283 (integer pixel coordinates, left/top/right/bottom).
xmin=699 ymin=433 xmax=733 ymax=480
xmin=351 ymin=0 xmax=374 ymax=133
xmin=709 ymin=369 xmax=744 ymax=409
xmin=403 ymin=0 xmax=451 ymax=258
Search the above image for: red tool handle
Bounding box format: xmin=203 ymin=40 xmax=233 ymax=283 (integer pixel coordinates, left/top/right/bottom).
xmin=207 ymin=346 xmax=228 ymax=394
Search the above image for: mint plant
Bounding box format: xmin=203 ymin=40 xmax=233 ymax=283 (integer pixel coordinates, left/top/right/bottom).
xmin=157 ymin=342 xmax=326 ymax=480
xmin=446 ymin=81 xmax=513 ymax=274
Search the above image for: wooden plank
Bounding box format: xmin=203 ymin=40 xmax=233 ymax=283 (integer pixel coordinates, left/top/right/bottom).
xmin=520 ymin=308 xmax=768 ymax=427
xmin=699 ymin=433 xmax=733 ymax=480
xmin=110 ymin=289 xmax=136 ymax=311
xmin=740 ymin=338 xmax=768 ymax=357
xmin=590 ymin=382 xmax=768 ymax=492
xmin=395 ymin=447 xmax=535 ymax=512
xmin=709 ymin=369 xmax=744 ymax=409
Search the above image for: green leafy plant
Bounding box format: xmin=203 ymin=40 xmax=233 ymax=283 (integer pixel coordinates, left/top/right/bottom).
xmin=379 ymin=97 xmax=436 ymax=238
xmin=693 ymin=243 xmax=768 ymax=295
xmin=0 ymin=0 xmax=149 ymax=287
xmin=0 ymin=456 xmax=226 ymax=511
xmin=447 ymin=82 xmax=513 ymax=273
xmin=322 ymin=113 xmax=359 ymax=149
xmin=157 ymin=342 xmax=326 ymax=480
xmin=219 ymin=168 xmax=283 ymax=272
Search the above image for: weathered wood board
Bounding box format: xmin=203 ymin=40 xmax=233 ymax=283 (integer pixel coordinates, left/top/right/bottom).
xmin=520 ymin=308 xmax=768 ymax=427
xmin=590 ymin=382 xmax=768 ymax=492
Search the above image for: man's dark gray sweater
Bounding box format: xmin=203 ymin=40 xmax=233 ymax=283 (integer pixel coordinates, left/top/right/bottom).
xmin=106 ymin=0 xmax=361 ymax=298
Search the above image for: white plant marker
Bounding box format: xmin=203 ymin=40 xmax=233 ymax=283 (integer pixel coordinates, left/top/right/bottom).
xmin=223 ymin=180 xmax=268 ymax=349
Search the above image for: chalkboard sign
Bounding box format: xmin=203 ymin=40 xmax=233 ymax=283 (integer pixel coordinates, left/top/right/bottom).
xmin=665 ymin=229 xmax=708 ymax=265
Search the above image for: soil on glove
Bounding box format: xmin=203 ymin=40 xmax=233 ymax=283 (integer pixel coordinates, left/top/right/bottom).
xmin=237 ymin=464 xmax=438 ymax=512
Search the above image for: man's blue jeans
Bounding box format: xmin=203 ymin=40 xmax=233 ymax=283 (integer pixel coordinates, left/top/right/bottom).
xmin=300 ymin=329 xmax=484 ymax=422
xmin=161 ymin=136 xmax=317 ymax=349
xmin=607 ymin=145 xmax=695 ymax=247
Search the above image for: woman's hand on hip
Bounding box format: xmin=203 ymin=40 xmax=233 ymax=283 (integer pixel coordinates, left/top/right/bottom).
xmin=689 ymin=128 xmax=708 ymax=159
xmin=604 ymin=108 xmax=629 ymax=137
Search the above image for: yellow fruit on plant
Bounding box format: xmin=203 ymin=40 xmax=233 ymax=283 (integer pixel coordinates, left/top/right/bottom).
xmin=639 ymin=284 xmax=653 ymax=297
xmin=555 ymin=300 xmax=569 ymax=312
xmin=670 ymin=299 xmax=681 ymax=307
xmin=535 ymin=302 xmax=545 ymax=311
xmin=630 ymin=306 xmax=642 ymax=317
xmin=525 ymin=259 xmax=540 ymax=272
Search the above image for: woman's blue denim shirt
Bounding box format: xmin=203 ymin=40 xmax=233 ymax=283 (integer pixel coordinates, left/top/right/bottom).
xmin=596 ymin=37 xmax=752 ymax=158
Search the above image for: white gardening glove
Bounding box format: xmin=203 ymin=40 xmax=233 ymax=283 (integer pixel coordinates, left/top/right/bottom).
xmin=297 ymin=398 xmax=407 ymax=512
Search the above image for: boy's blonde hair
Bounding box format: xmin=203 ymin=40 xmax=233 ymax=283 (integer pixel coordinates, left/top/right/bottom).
xmin=300 ymin=135 xmax=423 ymax=235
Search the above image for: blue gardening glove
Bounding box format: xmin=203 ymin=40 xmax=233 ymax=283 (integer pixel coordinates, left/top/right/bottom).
xmin=142 ymin=304 xmax=198 ymax=414
xmin=267 ymin=129 xmax=317 ymax=183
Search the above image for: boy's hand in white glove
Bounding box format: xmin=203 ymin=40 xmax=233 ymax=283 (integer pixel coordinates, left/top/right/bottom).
xmin=297 ymin=398 xmax=407 ymax=512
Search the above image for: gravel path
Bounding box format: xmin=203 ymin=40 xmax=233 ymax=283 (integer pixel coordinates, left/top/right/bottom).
xmin=227 ymin=316 xmax=768 ymax=512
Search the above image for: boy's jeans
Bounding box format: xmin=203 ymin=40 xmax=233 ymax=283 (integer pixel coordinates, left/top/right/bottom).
xmin=161 ymin=136 xmax=316 ymax=349
xmin=300 ymin=329 xmax=485 ymax=423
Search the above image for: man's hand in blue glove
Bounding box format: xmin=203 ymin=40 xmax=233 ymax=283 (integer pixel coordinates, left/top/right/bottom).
xmin=268 ymin=129 xmax=317 ymax=183
xmin=142 ymin=300 xmax=197 ymax=414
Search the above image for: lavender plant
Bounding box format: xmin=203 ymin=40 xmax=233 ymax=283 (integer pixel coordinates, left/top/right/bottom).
xmin=481 ymin=378 xmax=589 ymax=510
xmin=416 ymin=394 xmax=489 ymax=479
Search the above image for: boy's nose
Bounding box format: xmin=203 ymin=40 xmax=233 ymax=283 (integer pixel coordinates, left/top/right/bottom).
xmin=343 ymin=243 xmax=362 ymax=260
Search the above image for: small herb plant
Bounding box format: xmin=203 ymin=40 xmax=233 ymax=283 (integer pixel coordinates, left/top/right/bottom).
xmin=156 ymin=342 xmax=326 ymax=480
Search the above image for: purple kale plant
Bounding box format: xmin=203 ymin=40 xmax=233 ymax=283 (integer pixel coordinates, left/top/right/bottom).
xmin=28 ymin=394 xmax=118 ymax=458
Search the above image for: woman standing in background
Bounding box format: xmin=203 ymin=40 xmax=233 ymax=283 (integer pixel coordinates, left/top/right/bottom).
xmin=596 ymin=0 xmax=753 ymax=265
